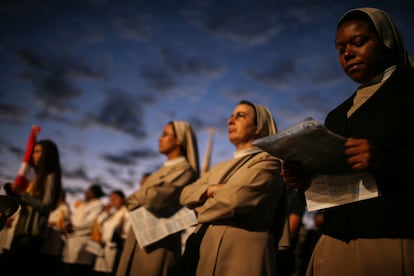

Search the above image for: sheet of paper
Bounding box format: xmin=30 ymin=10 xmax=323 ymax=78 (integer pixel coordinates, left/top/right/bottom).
xmin=304 ymin=172 xmax=379 ymax=211
xmin=253 ymin=118 xmax=379 ymax=211
xmin=253 ymin=118 xmax=349 ymax=174
xmin=129 ymin=206 xmax=197 ymax=248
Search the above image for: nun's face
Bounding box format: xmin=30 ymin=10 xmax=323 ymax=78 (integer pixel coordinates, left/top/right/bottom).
xmin=227 ymin=103 xmax=258 ymax=150
xmin=158 ymin=123 xmax=179 ymax=155
xmin=335 ymin=19 xmax=389 ymax=84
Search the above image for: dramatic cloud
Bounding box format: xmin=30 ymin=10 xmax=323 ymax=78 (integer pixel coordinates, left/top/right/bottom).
xmin=1 ymin=0 xmax=413 ymax=205
xmin=91 ymin=90 xmax=147 ymax=138
xmin=101 ymin=148 xmax=158 ymax=166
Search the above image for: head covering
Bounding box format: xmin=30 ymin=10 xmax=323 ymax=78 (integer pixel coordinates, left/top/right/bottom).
xmin=172 ymin=121 xmax=200 ymax=177
xmin=252 ymin=103 xmax=278 ymax=137
xmin=338 ymin=7 xmax=414 ymax=69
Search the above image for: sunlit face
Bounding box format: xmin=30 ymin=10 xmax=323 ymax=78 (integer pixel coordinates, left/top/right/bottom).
xmin=227 ymin=103 xmax=258 ymax=150
xmin=109 ymin=193 xmax=124 ymax=209
xmin=158 ymin=124 xmax=179 ymax=155
xmin=32 ymin=144 xmax=42 ymax=166
xmin=335 ymin=19 xmax=388 ymax=84
xmin=85 ymin=188 xmax=93 ymax=201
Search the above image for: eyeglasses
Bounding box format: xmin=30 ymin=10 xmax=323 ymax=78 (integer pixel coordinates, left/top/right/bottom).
xmin=228 ymin=111 xmax=248 ymax=121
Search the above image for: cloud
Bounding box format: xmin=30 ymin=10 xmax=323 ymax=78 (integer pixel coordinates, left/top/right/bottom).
xmin=112 ymin=12 xmax=160 ymax=41
xmin=247 ymin=59 xmax=298 ymax=90
xmin=23 ymin=71 xmax=82 ymax=112
xmin=18 ymin=49 xmax=105 ymax=80
xmin=221 ymin=88 xmax=263 ymax=109
xmin=0 ymin=102 xmax=29 ymax=123
xmin=183 ymin=4 xmax=283 ymax=47
xmin=17 ymin=49 xmax=47 ymax=69
xmin=161 ymin=46 xmax=223 ymax=77
xmin=101 ymin=148 xmax=158 ymax=166
xmin=295 ymin=90 xmax=335 ymax=113
xmin=7 ymin=145 xmax=24 ymax=159
xmin=186 ymin=116 xmax=214 ymax=133
xmin=284 ymin=2 xmax=337 ymax=25
xmin=104 ymin=169 xmax=138 ymax=190
xmin=2 ymin=0 xmax=413 ymax=206
xmin=63 ymin=166 xmax=92 ymax=181
xmin=17 ymin=49 xmax=105 ymax=119
xmin=140 ymin=65 xmax=178 ymax=93
xmin=88 ymin=89 xmax=147 ymax=138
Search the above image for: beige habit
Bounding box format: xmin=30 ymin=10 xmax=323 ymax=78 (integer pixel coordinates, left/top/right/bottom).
xmin=116 ymin=121 xmax=199 ymax=276
xmin=180 ymin=102 xmax=286 ymax=276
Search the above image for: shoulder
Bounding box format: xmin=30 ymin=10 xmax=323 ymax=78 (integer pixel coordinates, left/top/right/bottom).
xmin=252 ymin=151 xmax=280 ymax=161
xmin=211 ymin=158 xmax=233 ymax=168
xmin=247 ymin=151 xmax=281 ymax=168
xmin=176 ymin=160 xmax=199 ymax=178
xmin=87 ymin=198 xmax=104 ymax=209
xmin=45 ymin=172 xmax=62 ymax=185
xmin=44 ymin=173 xmax=62 ymax=190
xmin=45 ymin=172 xmax=60 ymax=181
xmin=391 ymin=67 xmax=414 ymax=95
xmin=396 ymin=66 xmax=414 ymax=78
xmin=155 ymin=161 xmax=196 ymax=181
xmin=120 ymin=205 xmax=129 ymax=214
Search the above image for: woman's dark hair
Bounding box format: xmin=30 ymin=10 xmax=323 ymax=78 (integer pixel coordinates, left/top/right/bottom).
xmin=89 ymin=184 xmax=105 ymax=198
xmin=111 ymin=189 xmax=125 ymax=199
xmin=31 ymin=140 xmax=62 ymax=204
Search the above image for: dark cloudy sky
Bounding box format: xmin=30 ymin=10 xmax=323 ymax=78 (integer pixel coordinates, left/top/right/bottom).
xmin=1 ymin=0 xmax=413 ymax=205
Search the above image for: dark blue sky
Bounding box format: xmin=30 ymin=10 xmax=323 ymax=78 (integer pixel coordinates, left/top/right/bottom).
xmin=1 ymin=0 xmax=413 ymax=205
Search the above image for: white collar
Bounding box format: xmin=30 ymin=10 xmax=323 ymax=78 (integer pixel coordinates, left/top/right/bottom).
xmin=360 ymin=65 xmax=397 ymax=88
xmin=164 ymin=156 xmax=186 ymax=167
xmin=382 ymin=65 xmax=397 ymax=81
xmin=233 ymin=147 xmax=262 ymax=159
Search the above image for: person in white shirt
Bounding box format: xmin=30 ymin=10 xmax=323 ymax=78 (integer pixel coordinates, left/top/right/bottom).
xmin=92 ymin=189 xmax=130 ymax=275
xmin=62 ymin=184 xmax=105 ymax=275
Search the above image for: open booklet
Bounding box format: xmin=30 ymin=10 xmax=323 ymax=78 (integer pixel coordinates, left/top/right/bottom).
xmin=253 ymin=118 xmax=379 ymax=211
xmin=129 ymin=206 xmax=197 ymax=248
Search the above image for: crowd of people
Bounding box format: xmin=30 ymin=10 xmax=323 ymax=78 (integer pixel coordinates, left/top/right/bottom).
xmin=0 ymin=6 xmax=413 ymax=276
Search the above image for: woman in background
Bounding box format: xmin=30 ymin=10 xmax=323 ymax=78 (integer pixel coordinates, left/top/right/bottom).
xmin=6 ymin=139 xmax=63 ymax=275
xmin=62 ymin=184 xmax=105 ymax=275
xmin=92 ymin=189 xmax=130 ymax=275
